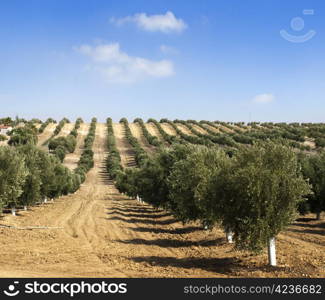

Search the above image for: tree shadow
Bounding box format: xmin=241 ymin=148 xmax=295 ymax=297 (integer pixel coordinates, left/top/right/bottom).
xmin=107 ymin=210 xmax=171 ymax=219
xmin=296 ymin=217 xmax=317 ymax=222
xmin=128 ymin=226 xmax=202 ymax=235
xmin=107 ymin=216 xmax=178 ymax=225
xmin=129 ymin=256 xmax=237 ymax=274
xmin=111 ymin=206 xmax=163 ymax=214
xmin=286 ymin=228 xmax=325 ymax=236
xmin=116 ymin=237 xmax=225 ymax=248
xmin=292 ymin=222 xmax=325 ymax=229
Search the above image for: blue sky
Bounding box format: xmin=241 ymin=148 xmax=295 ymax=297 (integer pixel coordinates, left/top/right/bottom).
xmin=0 ymin=0 xmax=324 ymax=122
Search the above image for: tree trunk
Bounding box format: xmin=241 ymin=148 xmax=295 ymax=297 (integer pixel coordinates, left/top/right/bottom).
xmin=316 ymin=211 xmax=321 ymax=220
xmin=24 ymin=205 xmax=27 ymax=211
xmin=11 ymin=207 xmax=16 ymax=216
xmin=226 ymin=230 xmax=233 ymax=243
xmin=268 ymin=237 xmax=277 ymax=266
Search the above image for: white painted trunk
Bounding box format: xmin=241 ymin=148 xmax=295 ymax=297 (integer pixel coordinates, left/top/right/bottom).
xmin=11 ymin=207 xmax=16 ymax=216
xmin=226 ymin=230 xmax=233 ymax=243
xmin=268 ymin=237 xmax=277 ymax=266
xmin=204 ymin=225 xmax=208 ymax=230
xmin=24 ymin=205 xmax=27 ymax=211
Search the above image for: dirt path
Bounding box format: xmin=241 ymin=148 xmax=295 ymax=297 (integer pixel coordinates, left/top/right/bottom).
xmin=160 ymin=123 xmax=177 ymax=136
xmin=37 ymin=123 xmax=57 ymax=149
xmin=56 ymin=123 xmax=75 ymax=138
xmin=217 ymin=124 xmax=234 ymax=133
xmin=63 ymin=123 xmax=90 ymax=170
xmin=0 ymin=123 xmax=324 ymax=278
xmin=175 ymin=123 xmax=194 ymax=135
xmin=112 ymin=123 xmax=136 ymax=168
xmin=129 ymin=123 xmax=155 ymax=154
xmin=190 ymin=123 xmax=209 ymax=135
xmin=145 ymin=123 xmax=163 ymax=141
xmin=202 ymin=123 xmax=220 ymax=133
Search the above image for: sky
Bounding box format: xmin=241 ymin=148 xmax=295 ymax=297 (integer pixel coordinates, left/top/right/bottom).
xmin=0 ymin=0 xmax=324 ymax=123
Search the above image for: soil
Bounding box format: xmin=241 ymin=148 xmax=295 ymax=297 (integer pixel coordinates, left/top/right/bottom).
xmin=112 ymin=123 xmax=136 ymax=168
xmin=202 ymin=123 xmax=220 ymax=133
xmin=129 ymin=123 xmax=155 ymax=154
xmin=37 ymin=123 xmax=56 ymax=149
xmin=160 ymin=123 xmax=177 ymax=136
xmin=145 ymin=123 xmax=165 ymax=142
xmin=190 ymin=123 xmax=209 ymax=135
xmin=174 ymin=123 xmax=194 ymax=135
xmin=56 ymin=123 xmax=75 ymax=138
xmin=63 ymin=123 xmax=89 ymax=170
xmin=0 ymin=123 xmax=324 ymax=278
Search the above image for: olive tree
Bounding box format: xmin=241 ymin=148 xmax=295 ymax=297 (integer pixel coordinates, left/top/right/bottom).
xmin=167 ymin=146 xmax=230 ymax=228
xmin=300 ymin=151 xmax=325 ymax=220
xmin=213 ymin=141 xmax=311 ymax=265
xmin=17 ymin=145 xmax=43 ymax=209
xmin=0 ymin=147 xmax=28 ymax=214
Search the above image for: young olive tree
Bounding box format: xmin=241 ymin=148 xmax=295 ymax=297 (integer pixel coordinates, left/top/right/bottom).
xmin=300 ymin=151 xmax=325 ymax=220
xmin=17 ymin=145 xmax=42 ymax=209
xmin=213 ymin=141 xmax=311 ymax=265
xmin=0 ymin=147 xmax=28 ymax=214
xmin=115 ymin=144 xmax=193 ymax=209
xmin=167 ymin=146 xmax=230 ymax=228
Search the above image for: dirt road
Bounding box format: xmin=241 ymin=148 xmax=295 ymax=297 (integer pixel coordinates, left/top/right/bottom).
xmin=160 ymin=123 xmax=177 ymax=136
xmin=145 ymin=123 xmax=163 ymax=141
xmin=63 ymin=123 xmax=89 ymax=170
xmin=174 ymin=123 xmax=194 ymax=135
xmin=37 ymin=123 xmax=56 ymax=148
xmin=56 ymin=123 xmax=75 ymax=138
xmin=129 ymin=123 xmax=155 ymax=154
xmin=190 ymin=123 xmax=209 ymax=135
xmin=112 ymin=123 xmax=136 ymax=168
xmin=0 ymin=122 xmax=324 ymax=278
xmin=202 ymin=123 xmax=220 ymax=133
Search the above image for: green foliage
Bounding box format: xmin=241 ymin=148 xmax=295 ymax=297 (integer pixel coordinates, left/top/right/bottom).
xmin=106 ymin=118 xmax=123 ymax=179
xmin=147 ymin=118 xmax=177 ymax=144
xmin=8 ymin=125 xmax=38 ymax=146
xmin=39 ymin=118 xmax=56 ymax=133
xmin=49 ymin=135 xmax=77 ymax=153
xmin=134 ymin=118 xmax=162 ymax=147
xmin=17 ymin=144 xmax=43 ymax=207
xmin=74 ymin=117 xmax=97 ymax=179
xmin=116 ymin=144 xmax=193 ymax=209
xmin=212 ymin=141 xmax=311 ymax=252
xmin=315 ymin=137 xmax=325 ymax=148
xmin=300 ymin=151 xmax=325 ymax=218
xmin=0 ymin=117 xmax=13 ymax=126
xmin=0 ymin=147 xmax=28 ymax=210
xmin=0 ymin=135 xmax=7 ymax=141
xmin=54 ymin=145 xmax=67 ymax=162
xmin=53 ymin=118 xmax=69 ymax=136
xmin=119 ymin=118 xmax=148 ymax=166
xmin=116 ymin=138 xmax=311 ymax=255
xmin=167 ymin=146 xmax=230 ymax=227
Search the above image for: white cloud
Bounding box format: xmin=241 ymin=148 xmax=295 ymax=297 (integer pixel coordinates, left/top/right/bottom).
xmin=76 ymin=43 xmax=174 ymax=83
xmin=159 ymin=45 xmax=179 ymax=55
xmin=111 ymin=11 xmax=187 ymax=33
xmin=252 ymin=93 xmax=275 ymax=104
